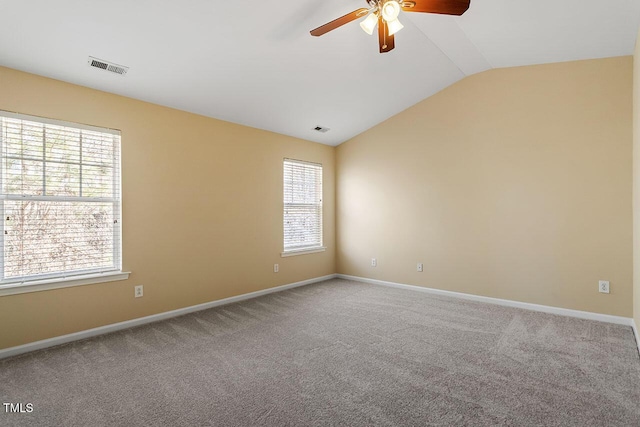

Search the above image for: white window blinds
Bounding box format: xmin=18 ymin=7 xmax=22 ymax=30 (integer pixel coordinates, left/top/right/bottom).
xmin=0 ymin=111 xmax=121 ymax=284
xmin=283 ymin=159 xmax=322 ymax=252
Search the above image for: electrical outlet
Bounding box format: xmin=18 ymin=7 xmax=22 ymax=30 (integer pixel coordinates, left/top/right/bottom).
xmin=274 ymin=264 xmax=279 ymax=273
xmin=371 ymin=258 xmax=377 ymax=267
xmin=417 ymin=263 xmax=423 ymax=272
xmin=598 ymin=280 xmax=609 ymax=294
xmin=134 ymin=285 xmax=143 ymax=298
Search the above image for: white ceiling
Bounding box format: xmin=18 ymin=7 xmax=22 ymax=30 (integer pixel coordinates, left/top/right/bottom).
xmin=0 ymin=0 xmax=639 ymax=146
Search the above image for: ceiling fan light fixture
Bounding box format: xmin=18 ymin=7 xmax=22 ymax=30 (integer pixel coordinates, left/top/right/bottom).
xmin=387 ymin=17 xmax=404 ymax=36
xmin=360 ymin=12 xmax=378 ymax=35
xmin=308 ymin=0 xmax=472 ymax=54
xmin=381 ymin=0 xmax=401 ymax=22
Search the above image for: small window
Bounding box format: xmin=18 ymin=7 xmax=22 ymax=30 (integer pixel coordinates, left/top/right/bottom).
xmin=283 ymin=159 xmax=323 ymax=254
xmin=0 ymin=111 xmax=122 ymax=285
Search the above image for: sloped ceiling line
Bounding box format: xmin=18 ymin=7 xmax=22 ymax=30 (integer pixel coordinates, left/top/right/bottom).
xmin=406 ymin=15 xmax=471 ymax=77
xmin=453 ymin=18 xmax=495 ymax=70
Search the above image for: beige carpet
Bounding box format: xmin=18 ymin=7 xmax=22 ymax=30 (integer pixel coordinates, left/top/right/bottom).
xmin=1 ymin=278 xmax=639 ymax=426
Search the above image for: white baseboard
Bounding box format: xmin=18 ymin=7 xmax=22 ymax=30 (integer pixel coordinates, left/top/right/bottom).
xmin=0 ymin=274 xmax=337 ymax=360
xmin=4 ymin=273 xmax=637 ymax=361
xmin=632 ymin=320 xmax=640 ymax=357
xmin=337 ymin=274 xmax=635 ymax=327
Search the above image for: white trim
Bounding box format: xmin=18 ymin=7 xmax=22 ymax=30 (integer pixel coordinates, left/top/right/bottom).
xmin=632 ymin=320 xmax=640 ymax=357
xmin=0 ymin=112 xmax=123 ymax=290
xmin=0 ymin=274 xmax=337 ymax=360
xmin=0 ymin=110 xmax=120 ymax=135
xmin=0 ymin=271 xmax=130 ymax=296
xmin=283 ymin=158 xmax=323 ymax=255
xmin=283 ymin=158 xmax=322 ymax=168
xmin=0 ymin=194 xmax=117 ymax=203
xmin=337 ymin=274 xmax=635 ymax=327
xmin=281 ymin=247 xmax=326 ymax=257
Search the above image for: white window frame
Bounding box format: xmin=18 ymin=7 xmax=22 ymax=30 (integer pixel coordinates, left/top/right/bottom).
xmin=282 ymin=158 xmax=325 ymax=257
xmin=0 ymin=111 xmax=129 ymax=296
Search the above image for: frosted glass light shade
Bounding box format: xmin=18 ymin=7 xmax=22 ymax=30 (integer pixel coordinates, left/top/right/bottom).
xmin=387 ymin=18 xmax=404 ymax=36
xmin=360 ymin=13 xmax=378 ymax=35
xmin=381 ymin=1 xmax=400 ymax=22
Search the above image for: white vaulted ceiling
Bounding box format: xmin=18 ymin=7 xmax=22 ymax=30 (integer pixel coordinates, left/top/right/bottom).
xmin=0 ymin=0 xmax=639 ymax=145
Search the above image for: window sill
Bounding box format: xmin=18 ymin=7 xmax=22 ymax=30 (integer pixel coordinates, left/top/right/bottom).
xmin=0 ymin=271 xmax=131 ymax=296
xmin=281 ymin=247 xmax=326 ymax=257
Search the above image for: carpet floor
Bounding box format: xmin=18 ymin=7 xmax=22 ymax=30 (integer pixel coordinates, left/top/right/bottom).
xmin=1 ymin=279 xmax=639 ymax=426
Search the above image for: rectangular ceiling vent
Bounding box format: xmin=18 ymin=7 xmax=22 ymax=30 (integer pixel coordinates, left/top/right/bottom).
xmin=88 ymin=56 xmax=129 ymax=75
xmin=313 ymin=126 xmax=330 ymax=133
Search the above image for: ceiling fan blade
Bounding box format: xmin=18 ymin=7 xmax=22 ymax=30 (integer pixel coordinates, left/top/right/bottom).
xmin=310 ymin=8 xmax=369 ymax=36
xmin=378 ymin=17 xmax=395 ymax=53
xmin=401 ymin=0 xmax=470 ymax=16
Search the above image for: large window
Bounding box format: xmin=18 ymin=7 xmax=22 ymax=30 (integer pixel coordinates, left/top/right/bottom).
xmin=283 ymin=159 xmax=323 ymax=254
xmin=0 ymin=111 xmax=122 ymax=286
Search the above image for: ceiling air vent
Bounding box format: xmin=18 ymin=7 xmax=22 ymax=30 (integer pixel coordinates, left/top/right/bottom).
xmin=313 ymin=126 xmax=330 ymax=133
xmin=88 ymin=56 xmax=129 ymax=75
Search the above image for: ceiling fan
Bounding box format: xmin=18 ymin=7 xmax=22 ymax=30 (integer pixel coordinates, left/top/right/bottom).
xmin=310 ymin=0 xmax=470 ymax=53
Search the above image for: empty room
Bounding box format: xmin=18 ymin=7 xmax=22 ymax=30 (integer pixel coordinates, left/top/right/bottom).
xmin=1 ymin=0 xmax=640 ymax=425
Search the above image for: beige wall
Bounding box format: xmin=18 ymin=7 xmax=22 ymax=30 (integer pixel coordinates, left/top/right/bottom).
xmin=1 ymin=55 xmax=635 ymax=350
xmin=0 ymin=66 xmax=336 ymax=349
xmin=337 ymin=57 xmax=633 ymax=317
xmin=634 ymin=32 xmax=640 ymax=331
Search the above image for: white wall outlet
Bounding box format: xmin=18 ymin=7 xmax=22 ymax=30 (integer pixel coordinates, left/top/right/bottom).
xmin=371 ymin=258 xmax=377 ymax=267
xmin=417 ymin=263 xmax=423 ymax=272
xmin=598 ymin=280 xmax=610 ymax=294
xmin=134 ymin=285 xmax=143 ymax=298
xmin=274 ymin=264 xmax=279 ymax=273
